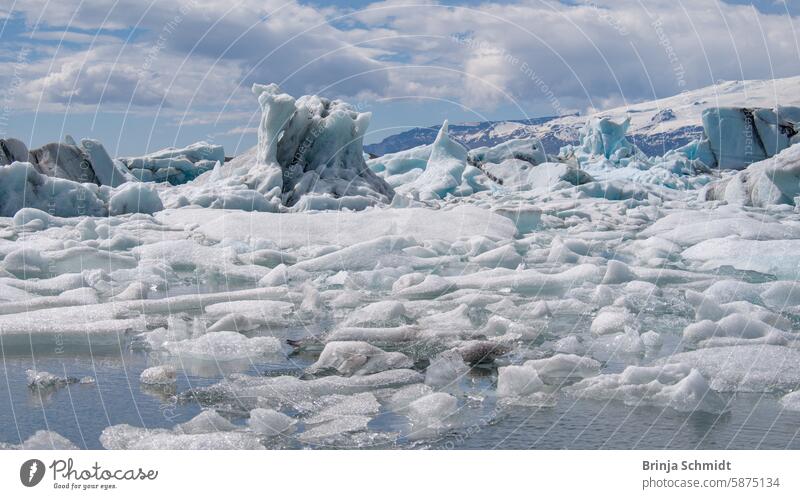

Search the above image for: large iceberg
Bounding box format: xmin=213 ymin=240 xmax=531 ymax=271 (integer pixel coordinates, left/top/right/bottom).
xmin=169 ymin=84 xmax=394 ymax=211
xmin=702 ymin=106 xmax=800 ymax=170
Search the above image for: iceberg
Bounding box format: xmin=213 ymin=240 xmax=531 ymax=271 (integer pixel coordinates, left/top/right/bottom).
xmin=118 ymin=141 xmax=224 ymax=184
xmin=372 ymin=121 xmax=491 ymax=201
xmin=0 ymin=137 xmax=31 ymax=164
xmin=167 ymin=84 xmax=394 ymax=211
xmin=701 ymin=143 xmax=800 ymax=206
xmin=0 ymin=161 xmax=107 ymax=217
xmin=701 ymin=106 xmax=800 ymax=170
xmin=250 ymin=83 xmax=394 ymax=207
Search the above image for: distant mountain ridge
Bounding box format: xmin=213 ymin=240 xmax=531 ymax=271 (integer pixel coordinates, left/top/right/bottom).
xmin=365 ymin=76 xmax=800 ymax=158
xmin=364 ymin=116 xmax=567 ymax=157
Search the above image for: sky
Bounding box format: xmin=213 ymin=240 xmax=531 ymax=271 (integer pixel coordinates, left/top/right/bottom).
xmin=0 ymin=0 xmax=798 ymax=156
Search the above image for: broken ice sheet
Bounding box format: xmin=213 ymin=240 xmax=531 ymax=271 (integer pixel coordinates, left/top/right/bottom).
xmin=5 ymin=79 xmax=800 ymax=451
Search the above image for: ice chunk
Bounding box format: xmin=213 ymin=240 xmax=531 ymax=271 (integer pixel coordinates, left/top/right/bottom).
xmin=682 ymin=313 xmax=786 ymax=345
xmin=468 ymin=137 xmax=547 ymax=167
xmin=79 ymin=138 xmax=129 ymax=187
xmin=701 ymin=143 xmax=800 ymax=206
xmin=12 ymin=430 xmax=79 ymax=450
xmin=308 ymin=341 xmax=413 ymax=376
xmin=108 ymin=183 xmax=164 ymax=215
xmin=99 ymin=424 xmax=264 ymax=450
xmin=298 ymin=415 xmax=372 ymax=443
xmin=305 ymin=393 xmax=381 ymax=424
xmin=118 ymin=141 xmax=224 ymax=184
xmin=601 ymin=259 xmax=636 ymax=284
xmin=0 ymin=137 xmax=31 ymax=164
xmin=590 ymin=306 xmax=633 ymax=336
xmin=553 ymin=335 xmax=586 ymax=355
xmin=470 ymin=243 xmax=522 ymax=269
xmin=163 ymin=331 xmax=282 ymax=361
xmin=396 ymin=121 xmax=489 ymax=201
xmin=425 ymin=350 xmax=469 ymax=389
xmin=344 ymin=301 xmax=409 ymax=327
xmin=703 ymin=108 xmax=765 ymax=169
xmin=326 ymin=325 xmax=419 ymax=343
xmin=407 ymin=392 xmax=458 ymax=429
xmin=682 ymin=238 xmax=800 ymax=279
xmin=780 ymin=391 xmax=800 ymax=412
xmin=661 ymin=345 xmax=800 ymax=392
xmin=176 ymin=409 xmax=237 ymax=434
xmin=489 ymin=161 xmax=594 ymax=192
xmin=394 ymin=274 xmax=453 ymax=300
xmin=569 ymin=364 xmax=727 ymax=414
xmin=561 ymin=116 xmax=642 ymax=160
xmin=182 ymin=369 xmax=423 ymax=408
xmin=419 ymin=304 xmax=474 ymax=338
xmin=0 ymin=162 xmax=105 ymax=217
xmin=496 ymin=364 xmax=545 ymax=398
xmin=761 ymin=281 xmax=800 ymax=309
xmin=247 ymin=408 xmax=297 ymax=436
xmin=140 ymin=365 xmax=177 ymax=385
xmin=26 ymin=369 xmax=79 ymax=389
xmin=29 ymin=142 xmax=101 ymax=183
xmin=525 ymin=354 xmax=601 ymax=380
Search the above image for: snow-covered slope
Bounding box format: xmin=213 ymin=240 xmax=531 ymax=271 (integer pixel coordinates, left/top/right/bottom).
xmin=367 ymin=76 xmax=800 ymax=157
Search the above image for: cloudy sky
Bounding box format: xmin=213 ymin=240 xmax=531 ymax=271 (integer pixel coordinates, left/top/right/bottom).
xmin=1 ymin=0 xmax=798 ymax=155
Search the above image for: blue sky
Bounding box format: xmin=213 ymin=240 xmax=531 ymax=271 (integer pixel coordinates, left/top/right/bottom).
xmin=1 ymin=0 xmax=798 ymax=156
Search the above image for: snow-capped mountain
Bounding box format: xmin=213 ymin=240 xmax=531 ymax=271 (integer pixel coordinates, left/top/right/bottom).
xmin=366 ymin=76 xmax=800 ymax=157
xmin=364 ymin=116 xmax=565 ymax=157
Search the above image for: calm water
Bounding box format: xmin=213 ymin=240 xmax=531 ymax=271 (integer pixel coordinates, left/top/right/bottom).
xmin=2 ymin=338 xmax=800 ymax=450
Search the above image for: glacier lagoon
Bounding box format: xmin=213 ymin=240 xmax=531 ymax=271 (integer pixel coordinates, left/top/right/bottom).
xmin=3 ymin=325 xmax=800 ymax=449
xmin=2 ymin=80 xmax=800 ymax=450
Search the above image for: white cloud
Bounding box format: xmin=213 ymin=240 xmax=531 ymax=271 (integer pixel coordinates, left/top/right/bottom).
xmin=3 ymin=0 xmax=799 ymax=121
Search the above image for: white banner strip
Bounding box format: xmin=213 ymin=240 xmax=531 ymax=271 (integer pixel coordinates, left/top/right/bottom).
xmin=1 ymin=450 xmax=797 ymax=497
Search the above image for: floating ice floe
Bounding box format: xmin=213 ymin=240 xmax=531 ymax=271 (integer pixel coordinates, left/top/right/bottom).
xmin=660 ymin=345 xmax=800 ymax=393
xmin=140 ymin=365 xmax=177 ymax=386
xmin=100 ymin=422 xmax=264 ymax=450
xmin=247 ymin=408 xmax=297 ymax=436
xmin=568 ymin=364 xmax=728 ymax=414
xmin=163 ymin=331 xmax=283 ymax=361
xmin=1 ymin=430 xmax=79 ymax=450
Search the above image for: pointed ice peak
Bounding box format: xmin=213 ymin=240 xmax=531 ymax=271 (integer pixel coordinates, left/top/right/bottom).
xmin=437 ymin=119 xmax=450 ymax=139
xmin=430 ymin=119 xmax=467 ymax=163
